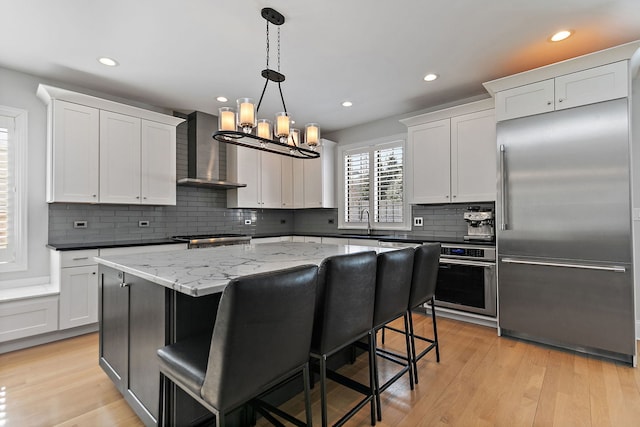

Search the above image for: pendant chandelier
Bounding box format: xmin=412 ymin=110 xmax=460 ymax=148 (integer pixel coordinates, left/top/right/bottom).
xmin=213 ymin=8 xmax=320 ymax=159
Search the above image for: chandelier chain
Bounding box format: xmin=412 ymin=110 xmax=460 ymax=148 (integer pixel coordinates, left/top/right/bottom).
xmin=265 ymin=20 xmax=270 ymax=69
xmin=277 ymin=27 xmax=281 ymax=72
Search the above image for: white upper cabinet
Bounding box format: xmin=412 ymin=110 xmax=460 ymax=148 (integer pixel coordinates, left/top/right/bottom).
xmin=227 ymin=146 xmax=285 ymax=209
xmin=260 ymin=151 xmax=283 ymax=208
xmin=495 ymin=80 xmax=554 ymax=121
xmin=38 ymin=84 xmax=183 ymax=205
xmin=100 ymin=111 xmax=142 ymax=204
xmin=402 ymin=99 xmax=496 ymax=204
xmin=141 ymin=120 xmax=177 ymax=205
xmin=227 ymin=145 xmax=261 ymax=208
xmin=494 ymin=61 xmax=628 ymax=121
xmin=49 ymin=100 xmax=100 ymax=203
xmin=303 ymin=140 xmax=336 ymax=208
xmin=554 ymin=60 xmax=628 ymax=111
xmin=451 ymin=109 xmax=497 ymax=203
xmin=406 ymin=119 xmax=451 ymax=204
xmin=292 ymin=159 xmax=304 ymax=208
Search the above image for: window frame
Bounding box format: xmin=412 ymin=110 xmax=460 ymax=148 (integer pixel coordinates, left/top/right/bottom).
xmin=338 ymin=134 xmax=410 ymax=231
xmin=0 ymin=106 xmax=28 ymax=272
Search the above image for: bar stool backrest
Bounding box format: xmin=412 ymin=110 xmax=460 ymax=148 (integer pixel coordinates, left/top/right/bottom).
xmin=311 ymin=251 xmax=377 ymax=355
xmin=201 ymin=264 xmax=318 ymax=411
xmin=409 ymin=243 xmax=441 ymax=310
xmin=373 ymin=248 xmax=415 ymax=329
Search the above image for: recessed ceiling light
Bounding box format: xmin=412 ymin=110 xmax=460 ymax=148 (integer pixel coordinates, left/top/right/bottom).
xmin=550 ymin=30 xmax=573 ymax=42
xmin=216 ymin=96 xmax=228 ymax=102
xmin=342 ymin=101 xmax=353 ymax=107
xmin=423 ymin=73 xmax=438 ymax=82
xmin=98 ymin=57 xmax=119 ymax=67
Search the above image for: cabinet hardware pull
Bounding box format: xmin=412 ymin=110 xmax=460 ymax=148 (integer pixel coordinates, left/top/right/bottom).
xmin=136 ymin=196 xmax=140 ymax=199
xmin=92 ymin=194 xmax=97 ymax=197
xmin=72 ymin=257 xmax=89 ymax=260
xmin=119 ymin=282 xmax=129 ymax=288
xmin=92 ymin=272 xmax=96 ymax=275
xmin=547 ymin=101 xmax=552 ymax=105
xmin=500 ymin=144 xmax=508 ymax=230
xmin=501 ymin=258 xmax=626 ymax=273
xmin=558 ymin=98 xmax=564 ymax=103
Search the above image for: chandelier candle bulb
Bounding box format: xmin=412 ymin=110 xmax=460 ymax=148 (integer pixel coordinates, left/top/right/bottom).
xmin=288 ymin=128 xmax=300 ymax=147
xmin=218 ymin=107 xmax=236 ymax=131
xmin=237 ymin=98 xmax=256 ymax=132
xmin=275 ymin=112 xmax=291 ymax=140
xmin=305 ymin=123 xmax=320 ymax=147
xmin=257 ymin=119 xmax=272 ymax=139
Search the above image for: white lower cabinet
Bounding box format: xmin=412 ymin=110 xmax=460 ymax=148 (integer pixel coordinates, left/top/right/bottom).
xmin=53 ymin=249 xmax=99 ymax=330
xmin=59 ymin=265 xmax=98 ymax=329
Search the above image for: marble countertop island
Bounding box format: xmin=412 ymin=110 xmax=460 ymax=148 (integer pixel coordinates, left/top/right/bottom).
xmin=94 ymin=242 xmax=389 ymax=297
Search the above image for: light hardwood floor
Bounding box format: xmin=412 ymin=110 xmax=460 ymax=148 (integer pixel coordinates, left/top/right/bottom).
xmin=1 ymin=316 xmax=639 ymax=426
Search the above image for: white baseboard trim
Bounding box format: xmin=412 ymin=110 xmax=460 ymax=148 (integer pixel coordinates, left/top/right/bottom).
xmin=0 ymin=323 xmax=98 ymax=354
xmin=637 ymin=320 xmax=640 ymax=341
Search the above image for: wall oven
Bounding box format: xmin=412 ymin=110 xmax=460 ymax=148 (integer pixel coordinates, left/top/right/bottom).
xmin=435 ymin=244 xmax=496 ymax=317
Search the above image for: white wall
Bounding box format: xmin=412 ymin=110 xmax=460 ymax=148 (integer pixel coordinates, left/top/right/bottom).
xmin=0 ymin=67 xmax=50 ymax=283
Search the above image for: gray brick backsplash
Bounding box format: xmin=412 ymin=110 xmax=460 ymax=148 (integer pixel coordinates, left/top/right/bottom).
xmin=49 ymin=198 xmax=493 ymax=243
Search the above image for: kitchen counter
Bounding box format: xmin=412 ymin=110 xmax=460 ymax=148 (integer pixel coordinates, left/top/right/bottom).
xmin=49 ymin=232 xmax=494 ymax=252
xmin=94 ymin=242 xmax=387 ymax=297
xmin=254 ymin=232 xmax=496 ymax=246
xmin=47 ymin=238 xmax=180 ymax=251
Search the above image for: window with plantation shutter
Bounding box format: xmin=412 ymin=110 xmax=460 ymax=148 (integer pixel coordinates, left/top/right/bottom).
xmin=340 ymin=138 xmax=409 ymax=231
xmin=344 ymin=150 xmax=369 ymax=223
xmin=374 ymin=145 xmax=403 ymax=224
xmin=0 ymin=107 xmax=27 ymax=272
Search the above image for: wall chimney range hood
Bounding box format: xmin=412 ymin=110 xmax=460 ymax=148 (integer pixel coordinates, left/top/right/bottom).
xmin=177 ymin=111 xmax=246 ymax=189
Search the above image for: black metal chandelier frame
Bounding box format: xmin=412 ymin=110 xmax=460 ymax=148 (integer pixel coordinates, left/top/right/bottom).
xmin=212 ymin=8 xmax=320 ymax=159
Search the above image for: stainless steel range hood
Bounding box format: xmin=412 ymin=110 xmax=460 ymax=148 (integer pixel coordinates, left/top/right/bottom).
xmin=177 ymin=111 xmax=246 ymax=189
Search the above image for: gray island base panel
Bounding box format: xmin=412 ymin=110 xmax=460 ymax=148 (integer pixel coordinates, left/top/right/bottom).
xmin=94 ymin=242 xmax=389 ymax=296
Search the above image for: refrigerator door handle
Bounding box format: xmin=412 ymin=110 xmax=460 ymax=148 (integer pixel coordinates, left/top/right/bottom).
xmin=501 ymin=257 xmax=626 ymax=273
xmin=499 ymin=144 xmax=507 ymax=230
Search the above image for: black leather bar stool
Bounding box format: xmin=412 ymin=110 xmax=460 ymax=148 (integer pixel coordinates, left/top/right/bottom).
xmin=407 ymin=243 xmax=441 ymax=383
xmin=371 ymin=247 xmax=415 ymax=421
xmin=310 ymin=251 xmax=378 ymax=427
xmin=157 ymin=264 xmax=318 ymax=427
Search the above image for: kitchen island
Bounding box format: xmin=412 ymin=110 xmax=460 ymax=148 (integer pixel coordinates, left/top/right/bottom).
xmin=95 ymin=242 xmax=389 ymax=426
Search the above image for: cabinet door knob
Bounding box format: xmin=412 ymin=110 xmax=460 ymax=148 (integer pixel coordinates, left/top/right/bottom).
xmin=136 ymin=196 xmax=140 ymax=199
xmin=92 ymin=272 xmax=96 ymax=275
xmin=445 ymin=195 xmax=449 ymax=199
xmin=547 ymin=101 xmax=552 ymax=106
xmin=452 ymin=195 xmax=457 ymax=198
xmin=558 ymin=98 xmax=564 ymax=103
xmin=92 ymin=194 xmax=97 ymax=197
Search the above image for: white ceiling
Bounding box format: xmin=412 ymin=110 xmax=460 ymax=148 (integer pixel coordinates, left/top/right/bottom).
xmin=3 ymin=0 xmax=640 ymax=132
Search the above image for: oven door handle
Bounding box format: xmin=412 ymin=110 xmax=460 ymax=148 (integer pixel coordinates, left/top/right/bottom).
xmin=440 ymin=258 xmax=495 ymax=268
xmin=501 ymin=258 xmax=626 ymax=273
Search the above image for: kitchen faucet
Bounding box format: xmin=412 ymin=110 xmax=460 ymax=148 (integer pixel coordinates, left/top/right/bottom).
xmin=360 ymin=208 xmax=372 ymax=235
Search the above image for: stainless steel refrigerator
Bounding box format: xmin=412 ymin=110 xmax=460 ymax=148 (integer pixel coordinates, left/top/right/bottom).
xmin=496 ymin=98 xmax=635 ymax=363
